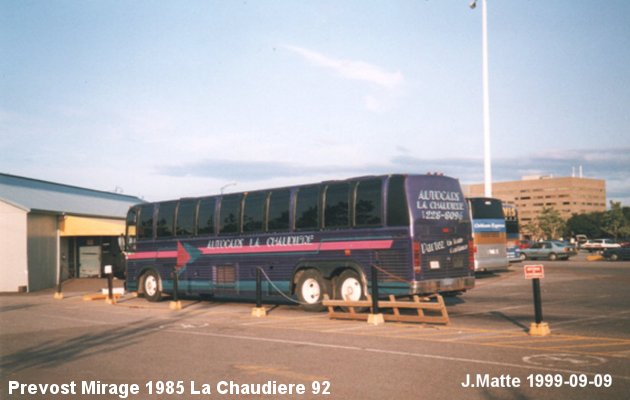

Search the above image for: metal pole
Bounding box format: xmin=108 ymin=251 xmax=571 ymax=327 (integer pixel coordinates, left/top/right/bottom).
xmin=107 ymin=271 xmax=114 ymax=301
xmin=371 ymin=265 xmax=379 ymax=314
xmin=256 ymin=268 xmax=262 ymax=308
xmin=481 ymin=0 xmax=493 ymax=198
xmin=173 ymin=267 xmax=179 ymax=302
xmin=532 ymin=278 xmax=543 ymax=324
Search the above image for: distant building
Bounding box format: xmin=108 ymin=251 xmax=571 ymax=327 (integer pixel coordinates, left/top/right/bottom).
xmin=463 ymin=175 xmax=606 ymax=228
xmin=0 ymin=173 xmax=143 ymax=292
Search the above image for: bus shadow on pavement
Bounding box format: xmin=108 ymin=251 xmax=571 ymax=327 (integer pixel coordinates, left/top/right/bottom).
xmin=0 ymin=312 xmax=191 ymax=375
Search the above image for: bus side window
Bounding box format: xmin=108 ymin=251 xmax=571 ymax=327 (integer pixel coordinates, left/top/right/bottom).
xmin=156 ymin=202 xmax=177 ymax=238
xmin=295 ymin=185 xmax=320 ymax=231
xmin=219 ymin=194 xmax=243 ymax=235
xmin=176 ymin=199 xmax=197 ymax=236
xmin=243 ymin=192 xmax=267 ymax=233
xmin=387 ymin=176 xmax=409 ymax=227
xmin=125 ymin=207 xmax=138 ymax=250
xmin=324 ymin=183 xmax=349 ymax=229
xmin=197 ymin=197 xmax=216 ymax=235
xmin=267 ymin=189 xmax=290 ymax=232
xmin=138 ymin=204 xmax=155 ymax=240
xmin=355 ymin=179 xmax=382 ymax=227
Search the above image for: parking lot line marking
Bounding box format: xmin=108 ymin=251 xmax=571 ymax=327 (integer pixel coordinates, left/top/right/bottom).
xmin=548 ymin=310 xmax=630 ymax=327
xmin=532 ymin=341 xmax=630 ymax=350
xmin=28 ymin=311 xmax=111 ymax=326
xmin=162 ymin=328 xmax=630 ymax=382
xmin=251 ymin=318 xmax=630 ymax=361
xmin=234 ymin=364 xmax=329 ymax=382
xmin=604 ymin=350 xmax=630 ymax=358
xmin=440 ymin=332 xmax=525 ymax=342
xmin=492 ymin=335 xmax=630 ymax=345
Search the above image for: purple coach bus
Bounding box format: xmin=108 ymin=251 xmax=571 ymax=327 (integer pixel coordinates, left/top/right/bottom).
xmin=123 ymin=174 xmax=475 ymax=311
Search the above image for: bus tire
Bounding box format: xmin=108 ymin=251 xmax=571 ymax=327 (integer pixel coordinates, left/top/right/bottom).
xmin=141 ymin=270 xmax=162 ymax=302
xmin=336 ymin=269 xmax=365 ymax=302
xmin=295 ymin=269 xmax=330 ymax=312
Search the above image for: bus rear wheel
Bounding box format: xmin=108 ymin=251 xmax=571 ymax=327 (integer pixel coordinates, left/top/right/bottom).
xmin=295 ymin=269 xmax=330 ymax=312
xmin=142 ymin=270 xmax=162 ymax=302
xmin=336 ymin=270 xmax=364 ymax=302
xmin=335 ymin=269 xmax=368 ymax=312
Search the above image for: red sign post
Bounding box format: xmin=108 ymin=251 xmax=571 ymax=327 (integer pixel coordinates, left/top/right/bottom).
xmin=524 ymin=264 xmax=544 ymax=279
xmin=524 ymin=264 xmax=550 ymax=336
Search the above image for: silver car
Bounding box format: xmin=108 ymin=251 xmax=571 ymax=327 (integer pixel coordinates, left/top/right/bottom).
xmin=520 ymin=241 xmax=577 ymax=261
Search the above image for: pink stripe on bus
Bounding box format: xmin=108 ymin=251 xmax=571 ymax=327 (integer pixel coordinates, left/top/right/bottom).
xmin=127 ymin=239 xmax=393 ymax=260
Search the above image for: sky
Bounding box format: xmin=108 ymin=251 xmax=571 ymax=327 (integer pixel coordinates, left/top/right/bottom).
xmin=1 ymin=1 xmax=629 ymax=206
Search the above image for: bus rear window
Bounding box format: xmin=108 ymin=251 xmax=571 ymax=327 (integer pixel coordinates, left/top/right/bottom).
xmin=468 ymin=198 xmax=504 ymax=219
xmin=408 ymin=176 xmax=467 ymax=222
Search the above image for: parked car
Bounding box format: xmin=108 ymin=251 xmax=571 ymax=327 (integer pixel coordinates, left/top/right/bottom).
xmin=602 ymin=247 xmax=630 ymax=261
xmin=581 ymin=239 xmax=621 ymax=253
xmin=520 ymin=241 xmax=577 ymax=261
xmin=574 ymin=234 xmax=589 ymax=249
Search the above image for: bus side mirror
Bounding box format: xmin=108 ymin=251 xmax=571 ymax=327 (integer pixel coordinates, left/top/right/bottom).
xmin=118 ymin=234 xmax=126 ymax=252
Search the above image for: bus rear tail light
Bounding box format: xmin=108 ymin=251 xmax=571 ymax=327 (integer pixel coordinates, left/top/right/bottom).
xmin=468 ymin=240 xmax=476 ymax=271
xmin=413 ymin=242 xmax=421 ymax=274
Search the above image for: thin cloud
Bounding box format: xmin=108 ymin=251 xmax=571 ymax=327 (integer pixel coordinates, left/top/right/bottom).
xmin=284 ymin=45 xmax=403 ymax=90
xmin=157 ymin=147 xmax=629 ymax=204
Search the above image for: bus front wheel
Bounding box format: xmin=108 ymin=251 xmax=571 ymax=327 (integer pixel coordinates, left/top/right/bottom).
xmin=142 ymin=270 xmax=162 ymax=302
xmin=295 ymin=269 xmax=330 ymax=312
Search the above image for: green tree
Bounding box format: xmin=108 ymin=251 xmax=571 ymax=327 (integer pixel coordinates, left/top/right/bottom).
xmin=537 ymin=207 xmax=566 ymax=240
xmin=566 ymin=211 xmax=604 ymax=239
xmin=601 ymin=201 xmax=630 ymax=239
xmin=523 ymin=220 xmax=542 ymax=241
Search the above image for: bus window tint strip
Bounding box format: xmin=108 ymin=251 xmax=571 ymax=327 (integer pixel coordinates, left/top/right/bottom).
xmin=197 ymin=198 xmax=216 ymax=235
xmin=176 ymin=199 xmax=196 ymax=236
xmin=267 ymin=189 xmax=290 ymax=231
xmin=324 ymin=183 xmax=350 ymax=228
xmin=156 ymin=202 xmax=177 ymax=238
xmin=220 ymin=194 xmax=242 ymax=235
xmin=355 ymin=179 xmax=382 ymax=227
xmin=138 ymin=204 xmax=154 ymax=239
xmin=295 ymin=186 xmax=319 ymax=230
xmin=243 ymin=192 xmax=266 ymax=233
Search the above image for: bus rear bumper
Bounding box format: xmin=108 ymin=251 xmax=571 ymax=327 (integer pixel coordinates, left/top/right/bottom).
xmin=411 ymin=276 xmax=475 ymax=295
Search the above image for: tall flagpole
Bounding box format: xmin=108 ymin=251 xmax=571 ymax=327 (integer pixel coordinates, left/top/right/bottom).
xmin=471 ymin=0 xmax=493 ymax=198
xmin=481 ymin=0 xmax=492 ymax=198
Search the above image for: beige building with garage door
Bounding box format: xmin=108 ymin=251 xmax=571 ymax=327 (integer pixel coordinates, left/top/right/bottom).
xmin=0 ymin=173 xmax=144 ymax=292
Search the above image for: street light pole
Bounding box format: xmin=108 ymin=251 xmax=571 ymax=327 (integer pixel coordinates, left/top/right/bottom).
xmin=220 ymin=182 xmax=237 ymax=195
xmin=471 ymin=0 xmax=493 ymax=197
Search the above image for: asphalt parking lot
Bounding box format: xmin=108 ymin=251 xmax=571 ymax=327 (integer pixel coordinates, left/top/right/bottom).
xmin=2 ymin=252 xmax=629 ymax=399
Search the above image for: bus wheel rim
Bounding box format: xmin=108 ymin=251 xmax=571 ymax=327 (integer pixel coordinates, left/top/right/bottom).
xmin=145 ymin=275 xmax=157 ymax=296
xmin=301 ymin=278 xmax=321 ymax=304
xmin=341 ymin=277 xmax=361 ymax=301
